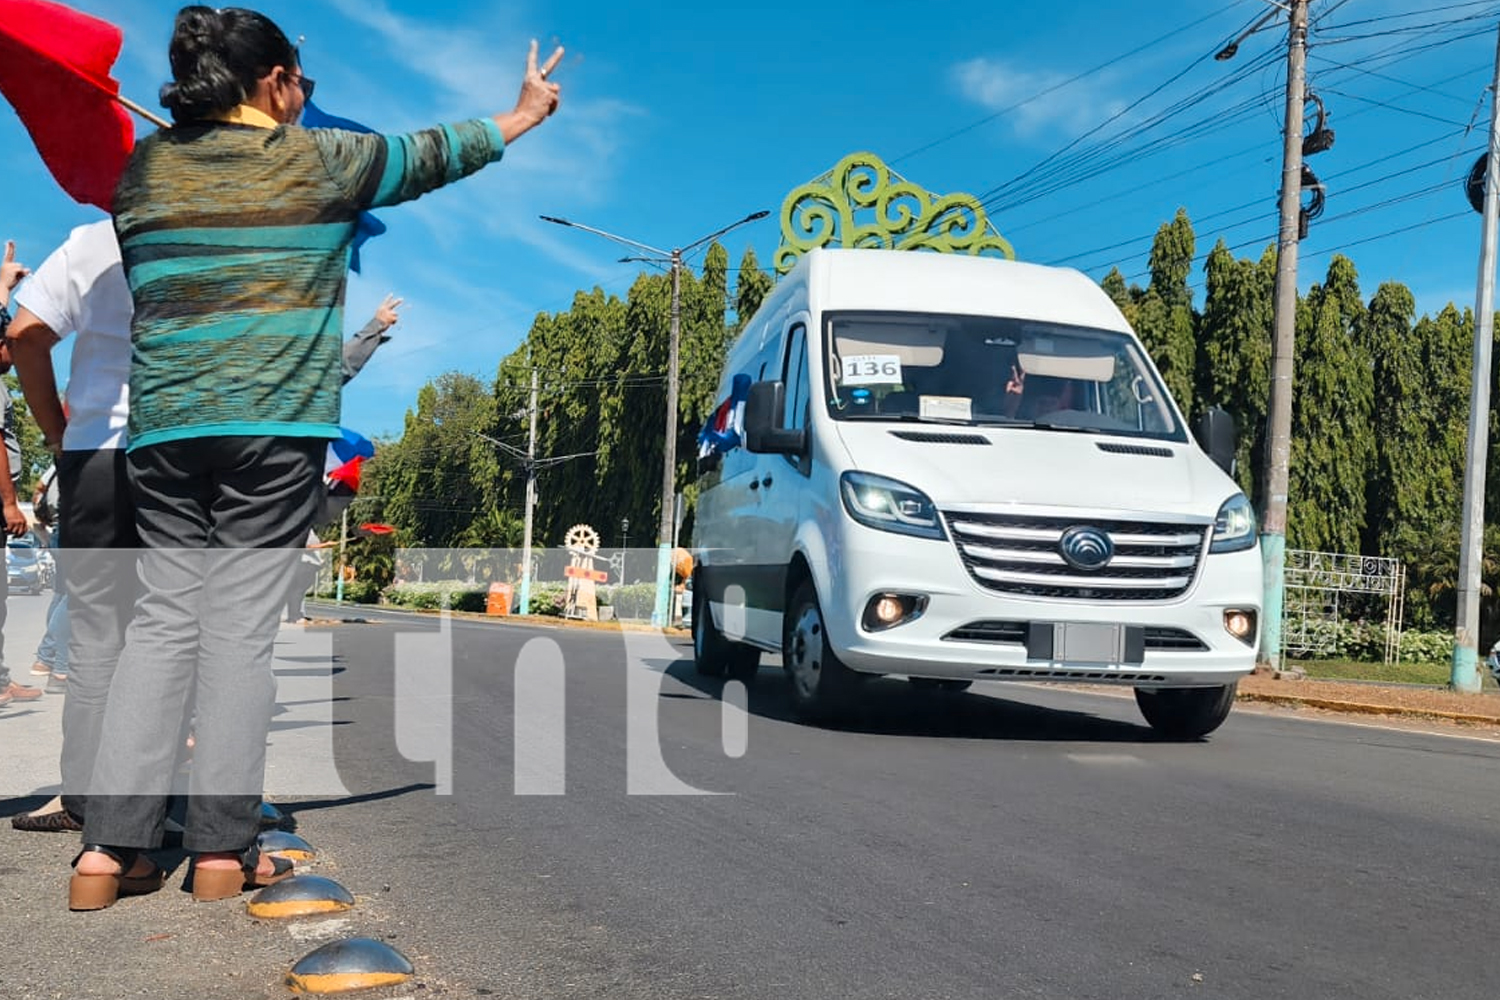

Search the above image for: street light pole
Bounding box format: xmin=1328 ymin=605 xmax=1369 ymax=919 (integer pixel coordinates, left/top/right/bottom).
xmin=1258 ymin=0 xmax=1309 ymax=674
xmin=522 ymin=366 xmax=539 ymax=614
xmin=540 ymin=209 xmax=769 ymax=627
xmin=658 ymin=249 xmax=684 ymax=623
xmin=1217 ymin=0 xmax=1307 ymax=673
xmin=1451 ymin=23 xmax=1500 ymax=693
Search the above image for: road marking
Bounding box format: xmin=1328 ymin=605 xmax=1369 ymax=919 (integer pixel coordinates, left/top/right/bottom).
xmin=1065 ymin=753 xmax=1143 ymax=766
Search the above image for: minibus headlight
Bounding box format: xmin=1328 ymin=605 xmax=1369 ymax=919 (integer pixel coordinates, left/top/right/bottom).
xmin=839 ymin=472 xmax=946 ymax=540
xmin=1210 ymin=494 xmax=1257 ymax=553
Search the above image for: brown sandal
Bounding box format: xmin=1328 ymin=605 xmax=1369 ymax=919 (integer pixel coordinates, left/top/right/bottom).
xmin=68 ymin=845 xmax=165 ymax=911
xmin=191 ymin=845 xmax=295 ymax=902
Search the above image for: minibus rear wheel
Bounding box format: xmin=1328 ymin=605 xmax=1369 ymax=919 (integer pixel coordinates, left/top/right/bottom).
xmin=784 ymin=581 xmax=858 ymax=722
xmin=692 ymin=582 xmax=760 ymax=681
xmin=1134 ymin=683 xmax=1238 ymax=740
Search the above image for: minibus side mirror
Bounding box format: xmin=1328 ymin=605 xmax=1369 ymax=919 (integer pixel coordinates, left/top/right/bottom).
xmin=744 ymin=380 xmax=807 ymax=455
xmin=1195 ymin=406 xmax=1237 ymax=476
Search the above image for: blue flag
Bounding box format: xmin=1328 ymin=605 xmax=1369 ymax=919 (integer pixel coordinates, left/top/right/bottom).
xmin=302 ymin=99 xmax=387 ymax=273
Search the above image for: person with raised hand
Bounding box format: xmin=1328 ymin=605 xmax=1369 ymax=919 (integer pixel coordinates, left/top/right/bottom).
xmin=72 ymin=5 xmax=564 ymax=910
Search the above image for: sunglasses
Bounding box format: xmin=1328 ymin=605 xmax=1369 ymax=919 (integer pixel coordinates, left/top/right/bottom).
xmin=287 ymin=71 xmax=315 ymax=101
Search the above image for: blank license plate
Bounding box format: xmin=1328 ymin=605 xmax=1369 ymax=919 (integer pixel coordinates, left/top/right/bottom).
xmin=1029 ymin=622 xmax=1144 ymax=666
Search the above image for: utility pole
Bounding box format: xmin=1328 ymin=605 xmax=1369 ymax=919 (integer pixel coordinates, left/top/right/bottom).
xmin=656 ymin=251 xmax=684 ymax=627
xmin=539 ymin=209 xmax=769 ymax=628
xmin=1257 ymin=0 xmax=1309 ymax=673
xmin=335 ymin=505 xmax=349 ymax=604
xmin=1451 ymin=24 xmax=1500 ymax=693
xmin=520 ymin=366 xmax=540 ymax=615
xmin=477 ymin=377 xmax=593 ymax=614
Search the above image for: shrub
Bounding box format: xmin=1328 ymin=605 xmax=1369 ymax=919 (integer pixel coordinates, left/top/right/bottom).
xmin=1397 ymin=629 xmax=1451 ymax=665
xmin=313 ymin=579 xmax=381 ymax=604
xmin=1285 ymin=619 xmax=1451 ymax=665
xmin=609 ymin=582 xmax=659 ymax=620
xmin=524 ymin=582 xmax=568 ymax=617
xmin=384 ymin=580 xmax=487 ymax=612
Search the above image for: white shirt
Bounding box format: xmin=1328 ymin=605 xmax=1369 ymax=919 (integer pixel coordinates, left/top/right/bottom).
xmin=13 ymin=220 xmax=132 ymax=451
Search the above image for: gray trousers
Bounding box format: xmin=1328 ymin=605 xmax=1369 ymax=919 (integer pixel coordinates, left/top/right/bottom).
xmin=84 ymin=437 xmax=324 ymax=852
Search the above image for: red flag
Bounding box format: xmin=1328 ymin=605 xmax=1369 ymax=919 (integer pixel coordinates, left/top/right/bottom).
xmin=327 ymin=456 xmax=363 ymax=495
xmin=360 ymin=523 xmax=396 ymax=536
xmin=0 ymin=0 xmax=135 ymax=211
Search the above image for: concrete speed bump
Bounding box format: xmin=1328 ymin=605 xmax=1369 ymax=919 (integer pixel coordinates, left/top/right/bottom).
xmin=259 ymin=801 xmax=288 ymax=829
xmin=258 ymin=830 xmax=317 ymax=861
xmin=247 ymin=875 xmax=354 ymax=919
xmin=286 ymin=937 xmax=413 ymax=994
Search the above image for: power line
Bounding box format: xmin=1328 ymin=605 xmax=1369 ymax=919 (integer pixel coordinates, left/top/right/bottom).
xmin=1043 ymin=135 xmax=1482 ymax=272
xmin=890 ymin=0 xmax=1256 ymax=166
xmin=1317 ymin=0 xmax=1500 ymax=34
xmin=1318 ymin=86 xmax=1480 ymax=126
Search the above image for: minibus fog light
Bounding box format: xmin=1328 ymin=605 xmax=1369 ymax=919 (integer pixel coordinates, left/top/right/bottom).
xmin=1224 ymin=609 xmax=1257 ymax=645
xmin=862 ymin=593 xmax=928 ymax=632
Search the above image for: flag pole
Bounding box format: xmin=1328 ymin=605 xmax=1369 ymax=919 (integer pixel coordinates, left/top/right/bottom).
xmin=115 ymin=93 xmax=169 ymax=129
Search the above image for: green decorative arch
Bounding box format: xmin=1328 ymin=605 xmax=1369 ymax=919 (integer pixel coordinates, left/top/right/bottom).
xmin=774 ymin=151 xmax=1015 ymax=276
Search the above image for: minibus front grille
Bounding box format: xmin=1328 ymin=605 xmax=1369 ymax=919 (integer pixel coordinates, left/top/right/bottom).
xmin=944 ymin=512 xmax=1208 ymax=601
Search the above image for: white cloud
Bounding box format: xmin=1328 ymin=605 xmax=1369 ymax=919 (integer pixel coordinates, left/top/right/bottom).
xmin=950 ymin=56 xmax=1127 ymax=138
xmin=314 ymin=0 xmax=643 ymax=277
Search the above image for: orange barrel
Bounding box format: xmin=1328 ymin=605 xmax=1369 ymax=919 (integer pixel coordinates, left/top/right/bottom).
xmin=487 ymin=582 xmax=513 ymax=615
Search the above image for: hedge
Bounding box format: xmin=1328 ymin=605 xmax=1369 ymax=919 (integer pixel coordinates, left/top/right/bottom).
xmin=383 ymin=581 xmax=488 ymax=612
xmin=313 ymin=579 xmax=381 ymax=604
xmin=1285 ymin=620 xmax=1452 ymax=665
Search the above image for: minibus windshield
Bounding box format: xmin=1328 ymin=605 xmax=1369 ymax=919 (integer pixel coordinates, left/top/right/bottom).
xmin=824 ymin=311 xmax=1186 ymax=443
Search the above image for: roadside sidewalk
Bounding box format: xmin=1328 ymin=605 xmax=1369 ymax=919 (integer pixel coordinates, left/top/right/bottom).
xmin=1237 ymin=671 xmax=1500 ymax=729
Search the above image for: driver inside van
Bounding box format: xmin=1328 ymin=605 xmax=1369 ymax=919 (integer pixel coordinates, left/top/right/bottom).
xmin=1002 ymin=366 xmax=1082 ymax=420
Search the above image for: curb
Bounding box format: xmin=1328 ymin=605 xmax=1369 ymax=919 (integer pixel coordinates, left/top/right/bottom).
xmin=1237 ymin=691 xmax=1500 ymax=726
xmin=303 ymin=601 xmax=689 ymax=636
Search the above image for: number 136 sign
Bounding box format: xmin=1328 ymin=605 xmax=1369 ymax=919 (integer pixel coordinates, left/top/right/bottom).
xmin=840 ymin=354 xmax=903 ymax=385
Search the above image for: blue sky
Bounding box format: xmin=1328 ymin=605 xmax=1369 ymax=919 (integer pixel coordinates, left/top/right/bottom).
xmin=2 ymin=0 xmax=1496 ymax=438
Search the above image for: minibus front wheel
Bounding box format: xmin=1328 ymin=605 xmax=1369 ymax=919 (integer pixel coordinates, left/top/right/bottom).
xmin=1134 ymin=683 xmax=1238 ymax=740
xmin=783 ymin=581 xmax=859 ymax=723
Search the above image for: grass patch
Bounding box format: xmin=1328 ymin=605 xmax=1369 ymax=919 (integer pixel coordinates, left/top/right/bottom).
xmin=1290 ymin=659 xmax=1451 ymax=685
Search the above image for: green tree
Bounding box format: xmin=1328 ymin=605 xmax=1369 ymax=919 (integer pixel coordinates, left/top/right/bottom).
xmin=367 ymin=372 xmax=505 ymax=548
xmin=1134 ymin=209 xmax=1198 ymax=414
xmin=1196 ymin=240 xmax=1273 ymax=501
xmin=4 ymin=374 xmax=48 ymax=490
xmin=733 ymin=246 xmax=774 ymax=333
xmin=1287 ymin=256 xmax=1372 ymax=554
xmin=1362 ymin=282 xmax=1424 ymax=557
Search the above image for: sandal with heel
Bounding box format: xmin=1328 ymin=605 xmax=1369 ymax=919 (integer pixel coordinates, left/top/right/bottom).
xmin=68 ymin=845 xmax=165 ymax=911
xmin=191 ymin=845 xmax=295 ymax=902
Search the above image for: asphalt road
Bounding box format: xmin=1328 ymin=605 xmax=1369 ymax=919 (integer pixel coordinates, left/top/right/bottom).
xmin=5 ymin=602 xmax=1500 ymax=999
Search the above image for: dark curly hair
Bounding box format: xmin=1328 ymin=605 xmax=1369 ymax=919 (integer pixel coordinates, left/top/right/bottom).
xmin=159 ymin=6 xmax=298 ymax=123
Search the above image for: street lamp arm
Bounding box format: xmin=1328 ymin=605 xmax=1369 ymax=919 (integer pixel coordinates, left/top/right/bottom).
xmin=1215 ymin=4 xmax=1284 ymax=61
xmin=538 ymin=215 xmax=670 ymax=257
xmin=678 ymin=210 xmax=771 ymax=256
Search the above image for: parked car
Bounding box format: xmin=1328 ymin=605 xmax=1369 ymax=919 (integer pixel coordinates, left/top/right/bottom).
xmin=7 ymin=535 xmax=44 ymax=595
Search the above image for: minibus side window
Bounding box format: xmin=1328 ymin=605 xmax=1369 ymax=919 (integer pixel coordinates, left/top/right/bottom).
xmin=783 ymin=323 xmax=810 ymax=470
